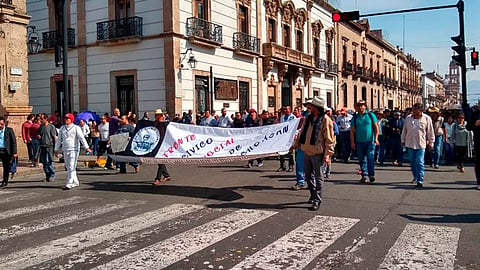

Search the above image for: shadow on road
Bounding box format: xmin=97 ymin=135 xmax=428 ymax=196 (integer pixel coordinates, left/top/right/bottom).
xmin=328 ymin=179 xmax=477 ymax=190
xmin=206 ymin=201 xmax=307 ymax=210
xmin=399 ymin=213 xmax=480 ymax=224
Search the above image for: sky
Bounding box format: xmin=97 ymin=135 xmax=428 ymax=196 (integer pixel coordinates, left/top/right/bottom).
xmin=334 ymin=0 xmax=480 ymax=103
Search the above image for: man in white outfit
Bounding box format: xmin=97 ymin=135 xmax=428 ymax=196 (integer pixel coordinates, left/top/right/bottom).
xmin=54 ymin=113 xmax=91 ymax=190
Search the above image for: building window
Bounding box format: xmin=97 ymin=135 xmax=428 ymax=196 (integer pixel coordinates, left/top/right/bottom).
xmin=238 ymin=4 xmax=249 ymax=34
xmin=283 ymin=24 xmax=290 ymax=48
xmin=268 ymin=18 xmax=276 ymax=42
xmin=194 ymin=0 xmax=209 ymax=20
xmin=362 ymin=54 xmax=366 ymax=68
xmin=326 ymin=92 xmax=332 ymax=108
xmin=353 ymin=50 xmax=357 ymax=67
xmin=116 ymin=75 xmax=136 ymax=114
xmin=326 ymin=43 xmax=332 ymax=64
xmin=362 ymin=86 xmax=367 ymax=101
xmin=313 ymin=38 xmax=319 ymax=59
xmin=48 ymin=0 xmax=71 ymax=31
xmin=370 ymin=88 xmax=374 ymax=108
xmin=369 ymin=57 xmax=373 ymax=70
xmin=342 ymin=45 xmax=347 ymax=65
xmin=296 ymin=30 xmax=303 ymax=52
xmin=343 ymin=84 xmax=348 ymax=107
xmin=116 ymin=0 xmax=132 ymax=19
xmin=239 ymin=81 xmax=250 ymax=112
xmin=313 ymin=89 xmax=319 ymax=97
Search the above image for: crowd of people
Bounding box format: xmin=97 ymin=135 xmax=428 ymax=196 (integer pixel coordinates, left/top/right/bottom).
xmin=3 ymin=98 xmax=480 ymax=208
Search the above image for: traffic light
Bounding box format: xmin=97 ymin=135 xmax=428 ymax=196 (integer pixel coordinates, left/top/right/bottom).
xmin=451 ymin=34 xmax=465 ymax=67
xmin=332 ymin=11 xmax=360 ymax=22
xmin=472 ymin=49 xmax=479 ymax=67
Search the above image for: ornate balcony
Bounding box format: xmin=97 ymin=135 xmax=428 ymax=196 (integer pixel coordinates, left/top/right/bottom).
xmin=186 ymin=17 xmax=222 ymax=47
xmin=0 ymin=0 xmax=12 ymax=5
xmin=342 ymin=62 xmax=354 ymax=76
xmin=233 ymin=32 xmax=260 ymax=55
xmin=328 ymin=63 xmax=338 ymax=74
xmin=42 ymin=28 xmax=76 ymax=50
xmin=354 ymin=65 xmax=363 ymax=78
xmin=263 ymin=42 xmax=313 ymax=67
xmin=315 ymin=58 xmax=327 ymax=71
xmin=97 ymin=16 xmax=143 ymax=42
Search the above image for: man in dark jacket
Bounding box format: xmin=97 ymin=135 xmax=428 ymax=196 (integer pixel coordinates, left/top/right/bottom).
xmin=0 ymin=117 xmax=17 ymax=187
xmin=466 ymin=101 xmax=480 ymax=190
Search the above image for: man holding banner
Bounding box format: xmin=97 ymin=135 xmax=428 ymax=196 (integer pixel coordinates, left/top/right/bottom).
xmin=294 ymin=97 xmax=335 ymax=211
xmin=153 ymin=109 xmax=171 ymax=185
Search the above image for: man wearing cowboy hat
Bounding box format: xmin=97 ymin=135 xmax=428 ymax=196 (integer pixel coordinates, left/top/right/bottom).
xmin=427 ymin=106 xmax=444 ymax=169
xmin=153 ymin=109 xmax=172 ymax=185
xmin=294 ymin=97 xmax=335 ymax=210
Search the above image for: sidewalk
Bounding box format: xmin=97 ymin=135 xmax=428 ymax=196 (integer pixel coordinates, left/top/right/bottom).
xmin=0 ymin=156 xmax=99 ymax=179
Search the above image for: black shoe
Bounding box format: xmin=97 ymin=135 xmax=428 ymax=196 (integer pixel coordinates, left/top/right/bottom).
xmin=62 ymin=186 xmax=71 ymax=190
xmin=308 ymin=197 xmax=314 ymax=204
xmin=1 ymin=182 xmax=7 ymax=187
xmin=369 ymin=176 xmax=375 ymax=183
xmin=359 ymin=176 xmax=367 ymax=183
xmin=276 ymin=167 xmax=286 ymax=172
xmin=308 ymin=202 xmax=320 ymax=211
xmin=287 ymin=166 xmax=293 ymax=172
xmin=416 ymin=182 xmax=423 ymax=188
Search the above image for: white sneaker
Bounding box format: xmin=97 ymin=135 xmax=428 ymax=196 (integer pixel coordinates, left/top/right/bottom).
xmin=476 ymin=185 xmax=480 ymax=190
xmin=257 ymin=163 xmax=264 ymax=167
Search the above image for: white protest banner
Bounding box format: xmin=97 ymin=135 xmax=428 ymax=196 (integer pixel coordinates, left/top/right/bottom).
xmin=112 ymin=118 xmax=300 ymax=164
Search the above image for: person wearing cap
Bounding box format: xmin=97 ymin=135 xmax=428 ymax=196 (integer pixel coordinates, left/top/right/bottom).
xmin=350 ymin=100 xmax=379 ymax=183
xmin=401 ymin=103 xmax=434 ymax=188
xmin=294 ymin=97 xmax=335 ymax=211
xmin=335 ymin=107 xmax=353 ymax=163
xmin=154 ymin=109 xmax=171 ymax=185
xmin=427 ymin=106 xmax=444 ymax=169
xmin=54 ymin=113 xmax=92 ymax=190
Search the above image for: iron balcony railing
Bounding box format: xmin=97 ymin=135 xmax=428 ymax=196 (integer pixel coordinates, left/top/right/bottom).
xmin=328 ymin=63 xmax=338 ymax=74
xmin=233 ymin=32 xmax=259 ymax=53
xmin=315 ymin=58 xmax=327 ymax=70
xmin=42 ymin=28 xmax=76 ymax=49
xmin=186 ymin=17 xmax=222 ymax=44
xmin=343 ymin=62 xmax=354 ymax=73
xmin=0 ymin=0 xmax=12 ymax=5
xmin=97 ymin=16 xmax=143 ymax=41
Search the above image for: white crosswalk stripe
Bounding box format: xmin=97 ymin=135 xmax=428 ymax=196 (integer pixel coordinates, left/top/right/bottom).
xmin=0 ymin=199 xmax=145 ymax=241
xmin=378 ymin=223 xmax=461 ymax=270
xmin=0 ymin=196 xmax=90 ymax=221
xmin=0 ymin=192 xmax=41 ymax=204
xmin=0 ymin=191 xmax=468 ymax=270
xmin=231 ymin=215 xmax=359 ymax=270
xmin=0 ymin=203 xmax=204 ymax=269
xmin=93 ymin=209 xmax=277 ymax=270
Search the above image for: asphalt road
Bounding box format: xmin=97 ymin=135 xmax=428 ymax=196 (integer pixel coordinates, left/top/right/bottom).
xmin=0 ymin=159 xmax=478 ymax=269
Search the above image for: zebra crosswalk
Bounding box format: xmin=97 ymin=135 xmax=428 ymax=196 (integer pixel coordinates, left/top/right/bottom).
xmin=0 ymin=189 xmax=467 ymax=269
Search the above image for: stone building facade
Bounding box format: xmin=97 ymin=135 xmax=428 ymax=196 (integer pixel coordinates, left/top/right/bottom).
xmin=445 ymin=60 xmax=461 ymax=108
xmin=0 ymin=0 xmax=32 ymax=156
xmin=26 ymin=0 xmax=338 ymax=117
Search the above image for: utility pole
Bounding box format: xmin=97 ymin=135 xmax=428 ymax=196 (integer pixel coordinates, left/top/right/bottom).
xmin=62 ymin=0 xmax=70 ymax=114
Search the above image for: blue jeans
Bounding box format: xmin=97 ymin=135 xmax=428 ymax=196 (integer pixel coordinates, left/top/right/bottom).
xmin=91 ymin=137 xmax=99 ymax=156
xmin=31 ymin=139 xmax=41 ymax=160
xmin=408 ymin=148 xmax=426 ymax=183
xmin=431 ymin=135 xmax=443 ymax=166
xmin=356 ymin=141 xmax=375 ymax=177
xmin=295 ymin=148 xmax=305 ymax=185
xmin=443 ymin=142 xmax=454 ymax=165
xmin=375 ymin=138 xmax=387 ymax=163
xmin=119 ymin=162 xmax=139 ymax=173
xmin=40 ymin=146 xmax=55 ymax=178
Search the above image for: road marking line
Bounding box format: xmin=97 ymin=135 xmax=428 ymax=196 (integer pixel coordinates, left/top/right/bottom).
xmin=231 ymin=215 xmax=359 ymax=270
xmin=94 ymin=209 xmax=278 ymax=270
xmin=378 ymin=223 xmax=461 ymax=270
xmin=0 ymin=192 xmax=40 ymax=204
xmin=0 ymin=203 xmax=204 ymax=269
xmin=0 ymin=200 xmax=145 ymax=241
xmin=0 ymin=196 xmax=89 ymax=221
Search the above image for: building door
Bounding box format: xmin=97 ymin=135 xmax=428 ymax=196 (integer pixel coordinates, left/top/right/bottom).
xmin=362 ymin=86 xmax=367 ymax=101
xmin=116 ymin=75 xmax=136 ymax=114
xmin=239 ymin=81 xmax=249 ymax=112
xmin=388 ymin=99 xmax=393 ymax=109
xmin=326 ymin=92 xmax=332 ymax=108
xmin=281 ymin=74 xmax=292 ymax=107
xmin=195 ymin=75 xmax=209 ymax=113
xmin=55 ymin=80 xmax=71 ymax=116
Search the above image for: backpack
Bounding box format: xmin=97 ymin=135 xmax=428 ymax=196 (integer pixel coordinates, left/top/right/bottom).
xmin=352 ymin=111 xmax=375 ymax=130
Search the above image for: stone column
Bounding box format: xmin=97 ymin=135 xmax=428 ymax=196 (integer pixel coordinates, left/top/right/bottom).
xmin=0 ymin=1 xmax=33 ymax=157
